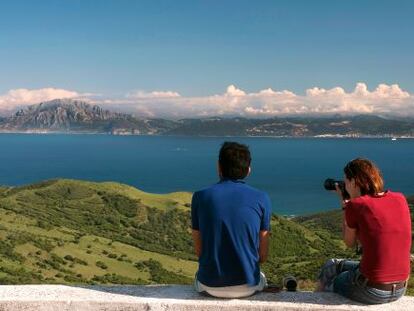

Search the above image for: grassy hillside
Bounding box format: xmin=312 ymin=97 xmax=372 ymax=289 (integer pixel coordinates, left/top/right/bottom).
xmin=0 ymin=179 xmax=412 ymax=294
xmin=0 ymin=179 xmax=196 ymax=284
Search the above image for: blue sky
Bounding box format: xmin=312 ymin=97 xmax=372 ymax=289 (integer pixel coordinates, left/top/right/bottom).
xmin=0 ymin=0 xmax=413 ymax=117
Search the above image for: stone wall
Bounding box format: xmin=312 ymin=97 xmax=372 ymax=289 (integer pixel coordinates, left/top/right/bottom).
xmin=0 ymin=285 xmax=413 ymax=311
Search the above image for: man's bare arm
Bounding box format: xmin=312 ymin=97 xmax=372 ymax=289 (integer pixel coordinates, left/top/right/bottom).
xmin=259 ymin=230 xmax=269 ymax=263
xmin=192 ymin=229 xmax=202 ymax=258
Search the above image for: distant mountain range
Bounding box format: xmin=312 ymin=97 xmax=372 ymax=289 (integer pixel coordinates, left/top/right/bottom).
xmin=1 ymin=99 xmax=414 ymax=137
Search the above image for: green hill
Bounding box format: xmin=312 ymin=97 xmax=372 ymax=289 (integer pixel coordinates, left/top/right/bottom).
xmin=0 ymin=179 xmax=412 ymax=294
xmin=0 ymin=179 xmax=196 ymax=284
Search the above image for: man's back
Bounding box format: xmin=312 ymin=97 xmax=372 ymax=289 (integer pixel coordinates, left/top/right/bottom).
xmin=191 ymin=178 xmax=271 ymax=287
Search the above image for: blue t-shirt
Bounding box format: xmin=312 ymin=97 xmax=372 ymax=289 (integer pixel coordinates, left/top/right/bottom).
xmin=191 ymin=179 xmax=272 ymax=287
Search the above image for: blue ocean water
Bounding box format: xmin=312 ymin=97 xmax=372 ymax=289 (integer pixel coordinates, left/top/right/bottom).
xmin=0 ymin=134 xmax=413 ymax=215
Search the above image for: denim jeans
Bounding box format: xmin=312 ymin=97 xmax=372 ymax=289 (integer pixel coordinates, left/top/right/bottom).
xmin=319 ymin=259 xmax=406 ymax=304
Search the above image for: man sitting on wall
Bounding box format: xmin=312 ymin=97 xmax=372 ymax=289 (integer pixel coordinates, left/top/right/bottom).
xmin=191 ymin=141 xmax=271 ymax=298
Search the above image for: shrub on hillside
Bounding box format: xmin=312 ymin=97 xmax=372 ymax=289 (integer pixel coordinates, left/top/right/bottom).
xmin=96 ymin=261 xmax=108 ymax=270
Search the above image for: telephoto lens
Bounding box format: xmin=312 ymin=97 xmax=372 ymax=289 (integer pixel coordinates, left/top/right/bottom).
xmin=324 ymin=178 xmax=344 ymax=191
xmin=323 ymin=178 xmax=350 ymax=199
xmin=283 ymin=276 xmax=297 ymax=292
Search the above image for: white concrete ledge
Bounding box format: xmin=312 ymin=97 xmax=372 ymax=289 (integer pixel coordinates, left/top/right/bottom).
xmin=0 ymin=285 xmax=413 ymax=311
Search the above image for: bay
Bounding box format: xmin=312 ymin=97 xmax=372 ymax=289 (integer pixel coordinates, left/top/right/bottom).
xmin=1 ymin=134 xmax=413 ymax=215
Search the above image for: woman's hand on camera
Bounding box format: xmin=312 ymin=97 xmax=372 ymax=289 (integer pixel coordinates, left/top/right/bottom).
xmin=335 ymin=183 xmax=348 ymax=208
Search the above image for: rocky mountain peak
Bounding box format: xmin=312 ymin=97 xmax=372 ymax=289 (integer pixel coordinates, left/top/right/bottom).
xmin=3 ymin=99 xmax=127 ymax=130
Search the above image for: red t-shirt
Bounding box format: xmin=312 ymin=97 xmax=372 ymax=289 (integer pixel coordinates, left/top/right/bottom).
xmin=345 ymin=191 xmax=412 ymax=283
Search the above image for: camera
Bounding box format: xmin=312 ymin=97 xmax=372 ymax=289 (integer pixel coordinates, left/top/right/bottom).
xmin=324 ymin=178 xmax=350 ymax=199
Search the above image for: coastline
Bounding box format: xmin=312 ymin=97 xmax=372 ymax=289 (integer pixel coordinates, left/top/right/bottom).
xmin=0 ymin=130 xmax=413 ymax=139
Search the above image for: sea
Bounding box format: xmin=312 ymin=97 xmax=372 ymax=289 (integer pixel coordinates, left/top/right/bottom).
xmin=1 ymin=134 xmax=413 ymax=216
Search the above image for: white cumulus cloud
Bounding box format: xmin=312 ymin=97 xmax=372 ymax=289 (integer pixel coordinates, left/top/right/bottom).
xmin=225 ymin=85 xmax=246 ymax=97
xmin=1 ymin=83 xmax=413 ymax=118
xmin=0 ymin=88 xmax=81 ymax=113
xmin=102 ymin=83 xmax=413 ymax=118
xmin=127 ymin=90 xmax=181 ymax=99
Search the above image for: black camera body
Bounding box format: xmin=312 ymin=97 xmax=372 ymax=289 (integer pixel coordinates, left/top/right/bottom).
xmin=324 ymin=178 xmax=350 ymax=199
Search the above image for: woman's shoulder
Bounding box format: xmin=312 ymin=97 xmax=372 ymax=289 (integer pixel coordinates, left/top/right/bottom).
xmin=386 ymin=191 xmax=410 ymax=205
xmin=348 ymin=191 xmax=386 ymax=206
xmin=375 ymin=190 xmax=408 ymax=202
xmin=354 ymin=191 xmax=408 ymax=206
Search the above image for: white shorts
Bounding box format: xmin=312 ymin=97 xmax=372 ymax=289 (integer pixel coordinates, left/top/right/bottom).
xmin=194 ymin=272 xmax=267 ymax=298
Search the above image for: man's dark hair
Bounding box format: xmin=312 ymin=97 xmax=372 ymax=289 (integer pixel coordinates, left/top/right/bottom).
xmin=219 ymin=142 xmax=251 ymax=179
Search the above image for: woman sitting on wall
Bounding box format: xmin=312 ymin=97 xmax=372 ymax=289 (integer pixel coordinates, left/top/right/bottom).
xmin=318 ymin=158 xmax=412 ymax=304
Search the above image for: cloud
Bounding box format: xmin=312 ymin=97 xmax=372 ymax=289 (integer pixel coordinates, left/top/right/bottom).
xmin=1 ymin=83 xmax=413 ymax=118
xmin=0 ymin=88 xmax=81 ymax=112
xmin=127 ymin=90 xmax=181 ymax=99
xmin=225 ymin=85 xmax=246 ymax=97
xmin=102 ymin=82 xmax=413 ymax=118
xmin=301 ymin=83 xmax=411 ymax=116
